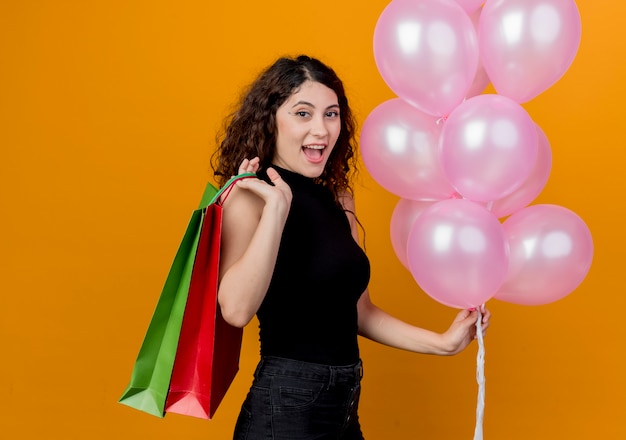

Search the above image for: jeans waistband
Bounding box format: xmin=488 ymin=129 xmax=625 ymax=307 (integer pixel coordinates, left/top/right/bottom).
xmin=255 ymin=356 xmax=363 ymax=387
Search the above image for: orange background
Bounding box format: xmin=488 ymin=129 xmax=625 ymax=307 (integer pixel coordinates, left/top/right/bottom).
xmin=1 ymin=1 xmax=624 ymax=438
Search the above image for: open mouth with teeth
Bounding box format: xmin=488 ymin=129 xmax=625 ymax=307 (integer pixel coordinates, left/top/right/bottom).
xmin=302 ymin=144 xmax=326 ymax=163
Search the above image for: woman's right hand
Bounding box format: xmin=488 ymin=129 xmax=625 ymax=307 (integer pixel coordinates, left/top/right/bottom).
xmin=234 ymin=158 xmax=292 ymax=218
xmin=237 ymin=157 xmax=261 ymax=175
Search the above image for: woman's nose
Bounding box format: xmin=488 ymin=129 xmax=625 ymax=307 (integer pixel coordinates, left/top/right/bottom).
xmin=310 ymin=116 xmax=329 ymax=137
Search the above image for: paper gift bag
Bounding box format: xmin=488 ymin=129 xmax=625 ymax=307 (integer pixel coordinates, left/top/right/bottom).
xmin=165 ymin=175 xmax=251 ymax=419
xmin=119 ymin=173 xmax=253 ymax=418
xmin=117 ymin=204 xmax=208 ymax=417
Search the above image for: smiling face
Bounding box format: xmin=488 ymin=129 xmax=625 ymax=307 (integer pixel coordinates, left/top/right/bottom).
xmin=272 ymin=80 xmax=341 ymax=178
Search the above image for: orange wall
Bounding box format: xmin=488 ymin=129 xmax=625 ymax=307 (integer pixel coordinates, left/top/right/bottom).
xmin=1 ymin=1 xmax=623 ymax=438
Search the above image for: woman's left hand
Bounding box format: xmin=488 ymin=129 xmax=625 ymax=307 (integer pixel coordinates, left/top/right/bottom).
xmin=441 ymin=305 xmax=491 ymax=355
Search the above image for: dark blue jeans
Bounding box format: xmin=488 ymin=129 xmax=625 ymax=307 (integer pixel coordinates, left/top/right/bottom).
xmin=233 ymin=356 xmax=365 ymax=440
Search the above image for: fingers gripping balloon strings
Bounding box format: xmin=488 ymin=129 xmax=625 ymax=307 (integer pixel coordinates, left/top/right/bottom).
xmin=473 ymin=306 xmax=486 ymax=440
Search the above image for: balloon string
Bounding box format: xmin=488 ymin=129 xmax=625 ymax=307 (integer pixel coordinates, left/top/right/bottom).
xmin=473 ymin=306 xmax=485 ymax=440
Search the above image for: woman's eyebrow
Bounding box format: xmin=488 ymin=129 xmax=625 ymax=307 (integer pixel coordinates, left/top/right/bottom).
xmin=290 ymin=100 xmax=340 ymax=110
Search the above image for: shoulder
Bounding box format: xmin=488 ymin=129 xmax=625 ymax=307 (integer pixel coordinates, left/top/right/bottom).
xmin=221 ymin=180 xmax=264 ymax=223
xmin=337 ymin=190 xmax=355 ymax=212
xmin=338 ymin=190 xmax=359 ymax=241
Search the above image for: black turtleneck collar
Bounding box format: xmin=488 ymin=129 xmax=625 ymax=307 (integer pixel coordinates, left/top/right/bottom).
xmin=259 ymin=164 xmax=317 ymax=187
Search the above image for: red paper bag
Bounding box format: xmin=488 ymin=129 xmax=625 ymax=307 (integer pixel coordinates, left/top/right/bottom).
xmin=164 ymin=178 xmax=247 ymax=419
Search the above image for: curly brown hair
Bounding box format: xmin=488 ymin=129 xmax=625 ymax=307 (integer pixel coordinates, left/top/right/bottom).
xmin=211 ymin=55 xmax=359 ymax=200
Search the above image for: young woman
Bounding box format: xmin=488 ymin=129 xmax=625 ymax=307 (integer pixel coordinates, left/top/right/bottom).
xmin=212 ymin=55 xmax=490 ymax=440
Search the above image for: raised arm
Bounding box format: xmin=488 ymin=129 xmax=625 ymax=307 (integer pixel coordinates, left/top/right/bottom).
xmin=339 ymin=193 xmax=490 ymax=356
xmin=217 ymin=158 xmax=292 ymax=328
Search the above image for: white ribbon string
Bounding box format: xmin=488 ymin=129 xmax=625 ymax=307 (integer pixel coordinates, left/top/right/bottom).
xmin=473 ymin=307 xmax=485 ymax=440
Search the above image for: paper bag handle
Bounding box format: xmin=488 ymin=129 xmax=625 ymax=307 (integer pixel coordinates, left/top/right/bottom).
xmin=198 ymin=173 xmax=257 ymax=209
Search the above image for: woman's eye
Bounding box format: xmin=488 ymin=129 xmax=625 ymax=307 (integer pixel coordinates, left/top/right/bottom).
xmin=295 ymin=111 xmax=310 ymax=118
xmin=325 ymin=111 xmax=340 ymax=118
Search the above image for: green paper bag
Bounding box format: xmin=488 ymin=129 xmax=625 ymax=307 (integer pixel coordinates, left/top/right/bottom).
xmin=118 ymin=191 xmax=215 ymax=417
xmin=118 ymin=173 xmax=255 ymax=418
